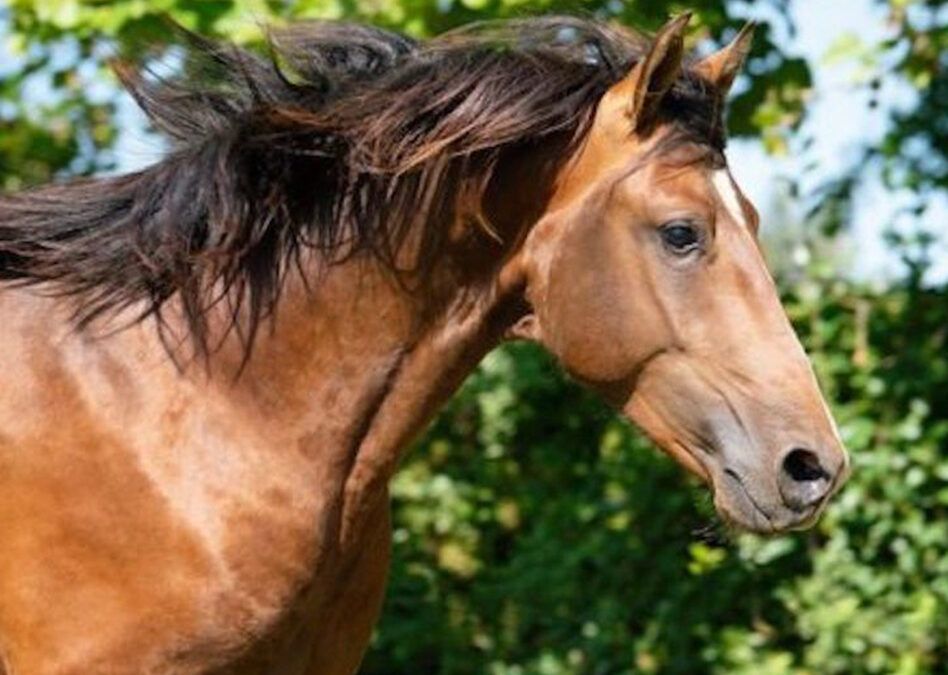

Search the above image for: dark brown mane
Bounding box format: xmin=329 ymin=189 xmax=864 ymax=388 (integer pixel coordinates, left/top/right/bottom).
xmin=0 ymin=16 xmax=723 ymax=359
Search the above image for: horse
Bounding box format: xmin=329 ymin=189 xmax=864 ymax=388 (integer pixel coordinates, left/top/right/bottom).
xmin=0 ymin=13 xmax=848 ymax=674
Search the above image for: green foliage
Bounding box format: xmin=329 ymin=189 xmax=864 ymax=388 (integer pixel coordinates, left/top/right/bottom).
xmin=877 ymin=1 xmax=948 ymax=193
xmin=2 ymin=1 xmax=948 ymax=673
xmin=804 ymin=1 xmax=948 ymax=245
xmin=366 ymin=275 xmax=948 ymax=674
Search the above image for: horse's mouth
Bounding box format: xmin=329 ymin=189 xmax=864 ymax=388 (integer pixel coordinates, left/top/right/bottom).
xmin=717 ymin=468 xmax=778 ymax=534
xmin=713 ymin=467 xmax=826 ymax=535
xmin=669 ymin=432 xmax=840 ymax=535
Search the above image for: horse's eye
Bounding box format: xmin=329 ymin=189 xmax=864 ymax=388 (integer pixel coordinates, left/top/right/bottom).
xmin=659 ymin=221 xmax=701 ymax=254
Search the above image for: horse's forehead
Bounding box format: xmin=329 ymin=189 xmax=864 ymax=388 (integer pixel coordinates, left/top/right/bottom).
xmin=613 ymin=157 xmax=714 ymax=210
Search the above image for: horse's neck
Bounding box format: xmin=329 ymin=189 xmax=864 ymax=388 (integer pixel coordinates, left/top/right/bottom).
xmin=202 ymin=258 xmax=512 ymax=545
xmin=0 ymin=251 xmax=517 ymax=672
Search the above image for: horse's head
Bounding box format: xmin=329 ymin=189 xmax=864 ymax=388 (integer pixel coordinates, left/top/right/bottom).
xmin=510 ymin=15 xmax=848 ymax=533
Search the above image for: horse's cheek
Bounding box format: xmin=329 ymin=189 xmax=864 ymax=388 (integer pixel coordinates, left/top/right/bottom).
xmin=540 ymin=233 xmax=650 ymax=383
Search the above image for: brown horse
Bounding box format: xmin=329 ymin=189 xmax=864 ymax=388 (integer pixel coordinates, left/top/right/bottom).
xmin=0 ymin=14 xmax=847 ymax=674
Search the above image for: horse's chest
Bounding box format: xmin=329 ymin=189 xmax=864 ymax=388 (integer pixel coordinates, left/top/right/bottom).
xmin=128 ymin=413 xmax=347 ymax=624
xmin=195 ymin=501 xmax=345 ymax=672
xmin=0 ymin=449 xmax=339 ymax=675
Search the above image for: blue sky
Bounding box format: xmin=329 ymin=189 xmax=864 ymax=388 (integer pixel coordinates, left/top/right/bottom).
xmin=729 ymin=0 xmax=948 ymax=282
xmin=2 ymin=0 xmax=946 ymax=282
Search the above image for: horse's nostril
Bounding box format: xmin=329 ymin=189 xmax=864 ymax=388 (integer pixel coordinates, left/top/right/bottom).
xmin=782 ymin=448 xmax=829 ymax=483
xmin=778 ymin=448 xmax=832 ymax=512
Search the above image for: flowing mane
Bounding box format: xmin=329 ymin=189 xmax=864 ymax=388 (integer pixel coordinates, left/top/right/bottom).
xmin=0 ymin=16 xmax=723 ymax=357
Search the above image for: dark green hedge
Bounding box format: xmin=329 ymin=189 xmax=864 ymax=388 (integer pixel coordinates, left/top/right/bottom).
xmin=367 ymin=275 xmax=948 ymax=674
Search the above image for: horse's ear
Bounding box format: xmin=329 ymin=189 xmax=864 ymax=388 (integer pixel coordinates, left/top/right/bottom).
xmin=609 ymin=13 xmax=690 ymax=132
xmin=694 ymin=22 xmax=755 ymax=96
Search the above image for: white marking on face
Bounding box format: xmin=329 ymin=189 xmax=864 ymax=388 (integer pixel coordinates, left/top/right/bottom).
xmin=711 ymin=169 xmax=747 ymax=228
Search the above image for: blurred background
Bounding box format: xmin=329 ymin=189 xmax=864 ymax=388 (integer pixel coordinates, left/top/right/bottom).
xmin=1 ymin=0 xmax=947 ymax=673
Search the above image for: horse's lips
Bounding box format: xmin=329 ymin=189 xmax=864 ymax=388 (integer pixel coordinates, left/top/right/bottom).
xmin=712 ymin=463 xmax=829 ymax=534
xmin=621 ymin=395 xmax=832 ymax=534
xmin=610 ymin=375 xmax=842 ymax=536
xmin=717 ymin=467 xmax=778 ymax=533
